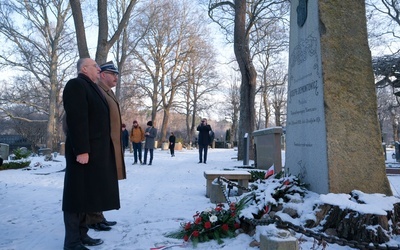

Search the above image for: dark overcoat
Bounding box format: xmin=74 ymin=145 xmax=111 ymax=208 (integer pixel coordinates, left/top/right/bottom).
xmin=62 ymin=73 xmax=120 ymax=212
xmin=168 ymin=135 xmax=176 ymax=149
xmin=197 ymin=124 xmax=212 ymax=146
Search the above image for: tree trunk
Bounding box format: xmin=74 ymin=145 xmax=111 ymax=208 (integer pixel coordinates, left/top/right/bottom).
xmin=234 ymin=0 xmax=257 ymax=160
xmin=95 ymin=0 xmax=110 ymax=64
xmin=161 ymin=108 xmax=170 ymax=143
xmin=47 ymin=68 xmax=59 ymax=151
xmin=69 ymin=0 xmax=90 ymax=58
xmin=308 ymin=203 xmax=398 ymax=244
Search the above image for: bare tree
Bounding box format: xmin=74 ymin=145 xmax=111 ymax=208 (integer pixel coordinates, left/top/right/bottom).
xmin=69 ymin=0 xmax=138 ymax=64
xmin=0 ymin=0 xmax=75 ymax=151
xmin=376 ymin=81 xmax=400 ymax=142
xmin=178 ymin=36 xmax=220 ymax=144
xmin=208 ymin=0 xmax=289 ymax=160
xmin=10 ymin=107 xmax=47 ymax=151
xmin=366 ymin=0 xmax=400 ymax=54
xmin=269 ymin=71 xmax=287 ymax=126
xmin=107 ymin=0 xmax=150 ymax=124
xmin=252 ymin=17 xmax=288 ymax=129
xmin=131 ymin=0 xmax=219 ymax=141
xmin=223 ymin=76 xmax=240 ymax=146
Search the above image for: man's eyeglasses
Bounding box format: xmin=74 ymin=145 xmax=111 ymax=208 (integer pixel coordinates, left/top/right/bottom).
xmin=201 ymin=120 xmax=206 ymax=123
xmin=103 ymin=71 xmax=118 ymax=77
xmin=84 ymin=64 xmax=99 ymax=69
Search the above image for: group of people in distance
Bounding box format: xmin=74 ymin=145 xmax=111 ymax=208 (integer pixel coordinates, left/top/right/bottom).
xmin=62 ymin=57 xmax=213 ymax=250
xmin=128 ymin=120 xmax=157 ymax=165
xmin=125 ymin=118 xmax=212 ymax=163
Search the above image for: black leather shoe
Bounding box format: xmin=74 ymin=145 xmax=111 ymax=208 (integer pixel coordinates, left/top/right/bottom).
xmin=88 ymin=222 xmax=111 ymax=231
xmin=81 ymin=236 xmax=103 ymax=246
xmin=102 ymin=219 xmax=117 ymax=226
xmin=198 ymin=161 xmax=202 ymax=164
xmin=64 ymin=244 xmax=89 ymax=250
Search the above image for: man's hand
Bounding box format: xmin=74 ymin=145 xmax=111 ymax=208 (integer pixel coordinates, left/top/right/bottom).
xmin=76 ymin=153 xmax=89 ymax=164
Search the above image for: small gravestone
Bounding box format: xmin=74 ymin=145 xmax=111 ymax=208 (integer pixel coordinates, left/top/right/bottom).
xmin=286 ymin=1 xmax=391 ymax=195
xmin=253 ymin=127 xmax=282 ymax=172
xmin=0 ymin=143 xmax=10 ymax=160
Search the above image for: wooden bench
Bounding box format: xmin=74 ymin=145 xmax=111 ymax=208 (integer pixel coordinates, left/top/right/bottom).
xmin=204 ymin=170 xmax=252 ymax=197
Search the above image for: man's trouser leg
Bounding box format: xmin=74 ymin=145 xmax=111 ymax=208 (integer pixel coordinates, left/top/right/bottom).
xmin=204 ymin=146 xmax=208 ymax=163
xmin=199 ymin=145 xmax=204 ymax=162
xmin=133 ymin=143 xmax=138 ymax=162
xmin=64 ymin=212 xmax=88 ymax=248
xmin=86 ymin=212 xmax=104 ymax=225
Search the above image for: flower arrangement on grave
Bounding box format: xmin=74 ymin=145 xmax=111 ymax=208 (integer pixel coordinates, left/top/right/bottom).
xmin=239 ymin=173 xmax=309 ymax=224
xmin=167 ymin=200 xmax=246 ymax=247
xmin=167 ymin=173 xmax=309 ymax=247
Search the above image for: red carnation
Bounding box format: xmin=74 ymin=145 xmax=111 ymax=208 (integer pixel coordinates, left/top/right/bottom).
xmin=215 ymin=207 xmax=222 ymax=212
xmin=234 ymin=222 xmax=240 ymax=229
xmin=194 ymin=217 xmax=202 ymax=224
xmin=192 ymin=231 xmax=199 ymax=237
xmin=183 ymin=235 xmax=189 ymax=241
xmin=222 ymin=224 xmax=229 ymax=231
xmin=184 ymin=222 xmax=191 ymax=230
xmin=204 ymin=221 xmax=211 ymax=229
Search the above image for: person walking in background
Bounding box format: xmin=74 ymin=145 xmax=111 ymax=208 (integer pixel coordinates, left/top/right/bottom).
xmin=130 ymin=120 xmax=145 ymax=164
xmin=121 ymin=124 xmax=129 ymax=153
xmin=197 ymin=118 xmax=212 ymax=164
xmin=169 ymin=132 xmax=176 ymax=157
xmin=143 ymin=121 xmax=157 ymax=165
xmin=62 ymin=58 xmax=120 ymax=250
xmin=85 ymin=61 xmax=126 ymax=232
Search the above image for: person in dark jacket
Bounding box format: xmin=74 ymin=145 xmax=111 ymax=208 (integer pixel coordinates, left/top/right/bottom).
xmin=122 ymin=124 xmax=129 ymax=153
xmin=142 ymin=121 xmax=157 ymax=165
xmin=197 ymin=118 xmax=212 ymax=164
xmin=62 ymin=58 xmax=120 ymax=250
xmin=169 ymin=132 xmax=176 ymax=157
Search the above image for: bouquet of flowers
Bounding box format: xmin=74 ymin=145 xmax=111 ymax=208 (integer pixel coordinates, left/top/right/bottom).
xmin=167 ymin=200 xmax=246 ymax=247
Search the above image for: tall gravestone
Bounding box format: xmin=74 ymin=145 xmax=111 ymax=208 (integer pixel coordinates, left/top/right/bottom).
xmin=286 ymin=0 xmax=392 ymax=195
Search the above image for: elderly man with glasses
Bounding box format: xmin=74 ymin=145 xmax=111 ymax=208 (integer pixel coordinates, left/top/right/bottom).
xmin=62 ymin=58 xmax=120 ymax=250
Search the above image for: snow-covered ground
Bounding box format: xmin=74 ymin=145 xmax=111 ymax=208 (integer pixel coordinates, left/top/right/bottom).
xmin=0 ymin=147 xmax=400 ymax=250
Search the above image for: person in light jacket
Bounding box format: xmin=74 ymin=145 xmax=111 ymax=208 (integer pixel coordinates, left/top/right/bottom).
xmin=142 ymin=121 xmax=157 ymax=165
xmin=130 ymin=120 xmax=145 ymax=164
xmin=85 ymin=61 xmax=126 ymax=232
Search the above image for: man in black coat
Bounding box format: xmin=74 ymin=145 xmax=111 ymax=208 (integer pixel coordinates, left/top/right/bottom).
xmin=169 ymin=132 xmax=176 ymax=157
xmin=197 ymin=118 xmax=212 ymax=164
xmin=62 ymin=58 xmax=120 ymax=250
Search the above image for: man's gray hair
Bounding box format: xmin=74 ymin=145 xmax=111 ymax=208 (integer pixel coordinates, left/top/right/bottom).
xmin=77 ymin=58 xmax=88 ymax=73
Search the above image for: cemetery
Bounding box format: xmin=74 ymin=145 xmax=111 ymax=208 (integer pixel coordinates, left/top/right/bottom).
xmin=2 ymin=1 xmax=400 ymax=250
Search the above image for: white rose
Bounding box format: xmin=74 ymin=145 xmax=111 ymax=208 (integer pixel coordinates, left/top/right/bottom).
xmin=209 ymin=215 xmax=218 ymax=223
